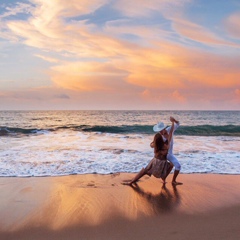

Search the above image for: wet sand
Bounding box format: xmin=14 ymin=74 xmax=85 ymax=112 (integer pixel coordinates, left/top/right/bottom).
xmin=0 ymin=173 xmax=240 ymax=240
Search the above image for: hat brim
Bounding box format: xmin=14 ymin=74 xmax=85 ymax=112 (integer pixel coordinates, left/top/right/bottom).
xmin=153 ymin=125 xmax=166 ymax=132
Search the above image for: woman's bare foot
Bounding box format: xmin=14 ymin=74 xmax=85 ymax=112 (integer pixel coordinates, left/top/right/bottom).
xmin=122 ymin=179 xmax=132 ymax=183
xmin=122 ymin=179 xmax=137 ymax=185
xmin=122 ymin=182 xmax=131 ymax=185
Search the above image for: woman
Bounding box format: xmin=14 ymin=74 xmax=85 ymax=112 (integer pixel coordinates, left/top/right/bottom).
xmin=123 ymin=119 xmax=174 ymax=185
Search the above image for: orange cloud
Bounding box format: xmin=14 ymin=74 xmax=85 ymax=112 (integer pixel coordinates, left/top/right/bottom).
xmin=50 ymin=62 xmax=129 ymax=91
xmin=46 ymin=37 xmax=240 ymax=108
xmin=141 ymin=89 xmax=164 ymax=103
xmin=1 ymin=0 xmax=240 ymax=110
xmin=31 ymin=0 xmax=109 ymax=17
xmin=122 ymin=43 xmax=240 ymax=90
xmin=172 ymin=90 xmax=186 ymax=103
xmin=141 ymin=88 xmax=187 ymax=106
xmin=35 ymin=54 xmax=59 ymax=63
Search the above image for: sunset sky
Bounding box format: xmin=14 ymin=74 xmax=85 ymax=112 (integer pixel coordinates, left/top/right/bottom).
xmin=0 ymin=0 xmax=240 ymax=110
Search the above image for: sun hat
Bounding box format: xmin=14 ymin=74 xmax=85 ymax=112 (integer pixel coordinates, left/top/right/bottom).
xmin=153 ymin=122 xmax=166 ymax=132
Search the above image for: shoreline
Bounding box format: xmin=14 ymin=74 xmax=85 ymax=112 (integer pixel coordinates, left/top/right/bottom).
xmin=0 ymin=171 xmax=240 ymax=178
xmin=0 ymin=173 xmax=240 ymax=239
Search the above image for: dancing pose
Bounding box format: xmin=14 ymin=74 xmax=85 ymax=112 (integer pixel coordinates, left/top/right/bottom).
xmin=154 ymin=117 xmax=182 ymax=185
xmin=123 ymin=118 xmax=175 ymax=185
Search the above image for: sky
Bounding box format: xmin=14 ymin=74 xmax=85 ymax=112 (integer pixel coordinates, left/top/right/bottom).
xmin=0 ymin=0 xmax=240 ymax=110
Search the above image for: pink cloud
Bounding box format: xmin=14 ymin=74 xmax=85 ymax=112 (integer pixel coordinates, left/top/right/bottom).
xmin=171 ymin=18 xmax=238 ymax=47
xmin=235 ymin=89 xmax=240 ymax=98
xmin=224 ymin=11 xmax=240 ymax=39
xmin=172 ymin=90 xmax=186 ymax=103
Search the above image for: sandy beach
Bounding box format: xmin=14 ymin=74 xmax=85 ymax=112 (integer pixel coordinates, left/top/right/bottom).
xmin=0 ymin=173 xmax=240 ymax=240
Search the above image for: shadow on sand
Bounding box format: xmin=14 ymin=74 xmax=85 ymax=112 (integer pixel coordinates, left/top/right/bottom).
xmin=130 ymin=183 xmax=181 ymax=214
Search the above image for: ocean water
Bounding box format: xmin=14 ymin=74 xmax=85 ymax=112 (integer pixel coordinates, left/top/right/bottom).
xmin=0 ymin=110 xmax=239 ymax=177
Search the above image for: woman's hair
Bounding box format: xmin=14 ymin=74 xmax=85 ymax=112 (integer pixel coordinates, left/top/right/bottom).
xmin=153 ymin=133 xmax=165 ymax=153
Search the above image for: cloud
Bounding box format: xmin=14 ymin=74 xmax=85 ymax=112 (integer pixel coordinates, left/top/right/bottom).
xmin=4 ymin=0 xmax=240 ymax=59
xmin=6 ymin=13 xmax=127 ymax=60
xmin=0 ymin=90 xmax=43 ymax=101
xmin=2 ymin=0 xmax=111 ymax=55
xmin=224 ymin=11 xmax=240 ymax=39
xmin=113 ymin=0 xmax=190 ymax=17
xmin=0 ymin=87 xmax=70 ymax=101
xmin=31 ymin=0 xmax=109 ymax=18
xmin=141 ymin=89 xmax=164 ymax=103
xmin=104 ymin=19 xmax=171 ymax=44
xmin=235 ymin=89 xmax=240 ymax=99
xmin=171 ymin=18 xmax=235 ymax=47
xmin=122 ymin=42 xmax=240 ymax=90
xmin=50 ymin=61 xmax=130 ymax=91
xmin=172 ymin=90 xmax=186 ymax=103
xmin=0 ymin=2 xmax=33 ymax=19
xmin=1 ymin=0 xmax=240 ymax=110
xmin=54 ymin=93 xmax=70 ymax=99
xmin=112 ymin=0 xmax=240 ymax=49
xmin=35 ymin=54 xmax=60 ymax=63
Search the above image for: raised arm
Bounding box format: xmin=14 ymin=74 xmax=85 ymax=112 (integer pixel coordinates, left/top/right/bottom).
xmin=170 ymin=116 xmax=179 ymax=126
xmin=170 ymin=116 xmax=179 ymax=123
xmin=167 ymin=116 xmax=179 ymax=133
xmin=167 ymin=119 xmax=175 ymax=144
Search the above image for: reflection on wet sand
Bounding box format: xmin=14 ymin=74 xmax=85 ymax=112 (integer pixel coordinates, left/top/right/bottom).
xmin=1 ymin=173 xmax=240 ymax=236
xmin=130 ymin=183 xmax=181 ymax=215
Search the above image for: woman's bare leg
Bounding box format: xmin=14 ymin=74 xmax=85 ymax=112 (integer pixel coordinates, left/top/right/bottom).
xmin=122 ymin=168 xmax=149 ymax=185
xmin=129 ymin=168 xmax=148 ymax=184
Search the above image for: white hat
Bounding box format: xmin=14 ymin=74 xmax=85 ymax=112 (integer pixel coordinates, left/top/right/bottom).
xmin=153 ymin=122 xmax=166 ymax=132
